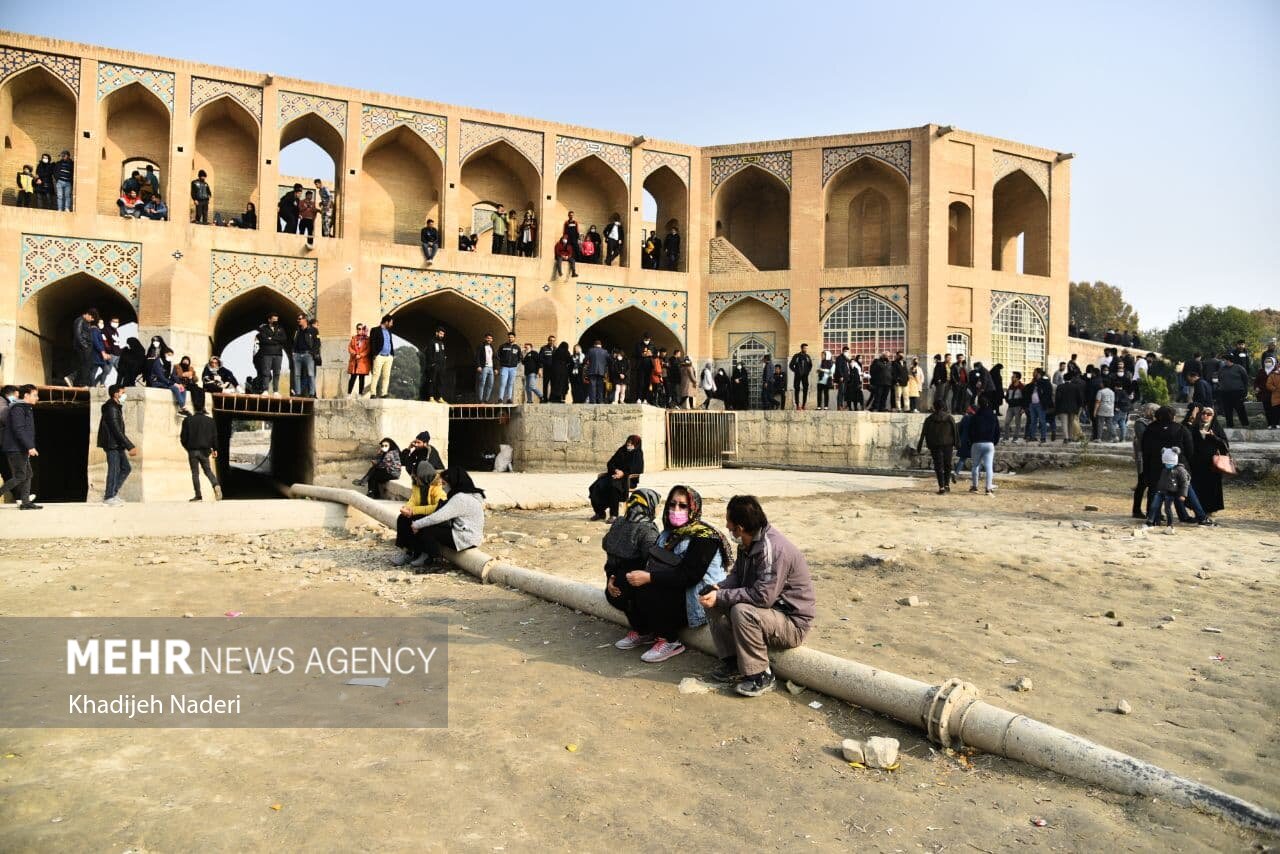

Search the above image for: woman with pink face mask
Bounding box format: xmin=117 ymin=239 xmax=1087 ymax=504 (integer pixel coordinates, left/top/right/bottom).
xmin=612 ymin=485 xmax=731 ymax=664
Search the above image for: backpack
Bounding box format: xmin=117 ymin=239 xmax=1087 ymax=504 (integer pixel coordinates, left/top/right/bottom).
xmin=645 ymin=238 xmax=658 ymax=254
xmin=581 ymin=238 xmax=596 ymax=258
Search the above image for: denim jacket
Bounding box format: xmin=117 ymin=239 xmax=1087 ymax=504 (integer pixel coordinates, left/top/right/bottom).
xmin=655 ymin=529 xmax=727 ymax=629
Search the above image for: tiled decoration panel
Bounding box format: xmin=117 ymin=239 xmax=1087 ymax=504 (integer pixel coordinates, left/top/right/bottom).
xmin=277 ymin=90 xmax=347 ymax=139
xmin=190 ymin=76 xmax=263 ymax=122
xmin=991 ymin=289 xmax=1050 ymax=327
xmin=555 ymin=136 xmax=631 ymax=186
xmin=97 ymin=62 xmax=175 ymax=112
xmin=575 ymin=283 xmax=688 ymax=345
xmin=993 ymin=151 xmax=1050 ymax=198
xmin=459 ymin=121 xmax=543 ymax=174
xmin=361 ymin=105 xmax=446 ymax=159
xmin=709 ymin=151 xmax=791 ymax=191
xmin=0 ymin=47 xmax=80 ymax=94
xmin=20 ymin=234 xmax=142 ymax=309
xmin=822 ymin=142 xmax=911 ymax=184
xmin=819 ymin=285 xmax=909 ymax=321
xmin=379 ymin=267 xmax=516 ymax=328
xmin=707 ymin=289 xmax=791 ymax=325
xmin=210 ymin=251 xmax=318 ymax=317
xmin=641 ymin=150 xmax=691 ymax=186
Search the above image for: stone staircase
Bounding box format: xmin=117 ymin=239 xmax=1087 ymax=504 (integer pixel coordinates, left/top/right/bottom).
xmin=708 ymin=236 xmax=758 ymax=274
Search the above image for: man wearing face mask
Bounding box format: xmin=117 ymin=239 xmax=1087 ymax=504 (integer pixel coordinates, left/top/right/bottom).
xmin=97 ymin=384 xmax=138 ymax=505
xmin=0 ymin=385 xmax=42 ymax=509
xmin=698 ymin=495 xmax=815 ymax=697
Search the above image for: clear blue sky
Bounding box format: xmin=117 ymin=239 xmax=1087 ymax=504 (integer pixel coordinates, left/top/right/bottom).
xmin=10 ymin=0 xmax=1277 ymax=330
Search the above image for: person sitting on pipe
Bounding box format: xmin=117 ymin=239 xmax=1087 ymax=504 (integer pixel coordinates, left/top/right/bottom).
xmin=407 ymin=467 xmax=487 ymax=574
xmin=699 ymin=495 xmax=816 ymax=697
xmin=391 ymin=461 xmax=448 ymax=569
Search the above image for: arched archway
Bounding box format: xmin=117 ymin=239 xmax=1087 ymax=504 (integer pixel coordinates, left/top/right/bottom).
xmin=361 ymin=126 xmax=443 ymax=246
xmin=578 ymin=306 xmax=682 ymax=359
xmin=17 ymin=273 xmax=137 ymax=385
xmin=193 ymin=95 xmax=260 ymax=225
xmin=948 ymin=201 xmax=973 ymax=267
xmin=389 ymin=290 xmax=509 ymax=402
xmin=210 ymin=286 xmax=306 ymax=388
xmin=710 ymin=297 xmax=789 ymax=363
xmin=992 ymin=171 xmax=1048 ymax=276
xmin=820 ymin=292 xmax=907 ymax=360
xmin=990 ymin=298 xmax=1046 ymax=378
xmin=460 ymin=140 xmax=540 ymax=256
xmin=556 ymin=154 xmax=628 ymax=266
xmin=1 ymin=65 xmax=76 ymax=208
xmin=97 ymin=82 xmax=171 ymax=216
xmin=279 ymin=113 xmax=343 ymax=236
xmin=824 ymin=158 xmax=908 ymax=268
xmin=713 ymin=165 xmax=789 ymax=271
xmin=642 ymin=165 xmax=687 ymax=271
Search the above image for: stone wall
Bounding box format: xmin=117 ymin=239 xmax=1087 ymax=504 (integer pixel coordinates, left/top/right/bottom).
xmin=509 ymin=403 xmax=667 ymax=473
xmin=310 ymin=398 xmax=448 ymax=487
xmin=731 ymin=410 xmax=925 ymax=470
xmin=86 ymin=386 xmax=195 ymax=502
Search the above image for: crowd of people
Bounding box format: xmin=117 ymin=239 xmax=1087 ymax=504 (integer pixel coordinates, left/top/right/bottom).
xmin=13 ymin=150 xmax=74 ymax=210
xmin=1068 ymin=320 xmax=1143 ymax=348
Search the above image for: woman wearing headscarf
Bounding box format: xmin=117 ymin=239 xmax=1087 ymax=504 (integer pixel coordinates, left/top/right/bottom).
xmin=588 ymin=435 xmax=644 ymax=521
xmin=816 ymin=350 xmax=835 ymax=410
xmin=699 ymin=360 xmax=716 ymax=409
xmin=570 ymin=344 xmax=588 ymax=403
xmin=1256 ymin=355 xmax=1280 ymax=429
xmin=117 ymin=337 xmax=147 ymax=387
xmin=714 ymin=367 xmax=729 ymax=407
xmin=550 ymin=341 xmax=573 ymax=403
xmin=391 ymin=460 xmax=449 ymax=568
xmin=1185 ymin=404 xmax=1229 ymax=521
xmin=603 ymin=487 xmax=661 ymax=627
xmin=678 ymin=357 xmax=697 ymax=409
xmin=731 ymin=362 xmax=750 ymax=411
xmin=347 ymin=323 xmax=371 ymax=398
xmin=353 ymin=437 xmax=401 ymax=499
xmin=407 ymin=467 xmax=487 ymax=572
xmin=145 ymin=337 xmax=191 ymax=416
xmin=611 ymin=485 xmax=730 ymax=663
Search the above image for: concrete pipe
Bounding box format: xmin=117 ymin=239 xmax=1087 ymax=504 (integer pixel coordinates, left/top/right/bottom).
xmin=289 ymin=484 xmax=1280 ymax=836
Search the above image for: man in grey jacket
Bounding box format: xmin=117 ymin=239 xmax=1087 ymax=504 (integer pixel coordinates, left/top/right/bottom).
xmin=699 ymin=495 xmax=815 ymax=697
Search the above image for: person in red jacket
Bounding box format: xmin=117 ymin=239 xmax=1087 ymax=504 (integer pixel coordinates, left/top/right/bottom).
xmin=553 ymin=236 xmax=577 ymax=279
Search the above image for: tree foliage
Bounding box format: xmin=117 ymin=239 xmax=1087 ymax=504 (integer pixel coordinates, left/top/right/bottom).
xmin=1069 ymin=281 xmax=1140 ymax=334
xmin=1160 ymin=305 xmax=1266 ymax=363
xmin=389 ymin=345 xmax=421 ymax=399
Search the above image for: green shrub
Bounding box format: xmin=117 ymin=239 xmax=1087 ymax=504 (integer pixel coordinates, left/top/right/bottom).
xmin=1138 ymin=374 xmax=1170 ymax=405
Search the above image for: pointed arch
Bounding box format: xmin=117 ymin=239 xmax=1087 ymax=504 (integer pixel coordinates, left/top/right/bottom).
xmin=990 ymin=296 xmax=1047 ymax=377
xmin=1 ymin=65 xmax=77 ymax=207
xmin=824 ymin=156 xmax=908 ymax=268
xmin=17 ymin=272 xmax=137 ymax=385
xmin=193 ymin=94 xmax=260 ymax=222
xmin=388 ymin=289 xmax=510 ymax=402
xmin=820 ymin=291 xmax=907 ymax=358
xmin=360 ymin=124 xmax=444 ymax=246
xmin=992 ymin=169 xmax=1048 ymax=276
xmin=642 ymin=164 xmax=687 ymax=271
xmin=460 ymin=139 xmax=541 ymax=256
xmin=556 ymin=153 xmax=628 ymax=265
xmin=712 ymin=163 xmax=790 ymax=271
xmin=710 ymin=296 xmax=789 ymax=363
xmin=98 ymin=80 xmax=172 ymax=215
xmin=577 ymin=305 xmax=683 ymax=357
xmin=210 ymin=285 xmax=305 ymax=357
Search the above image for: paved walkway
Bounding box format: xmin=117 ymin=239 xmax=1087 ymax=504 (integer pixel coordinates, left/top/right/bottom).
xmin=436 ymin=468 xmax=916 ymax=510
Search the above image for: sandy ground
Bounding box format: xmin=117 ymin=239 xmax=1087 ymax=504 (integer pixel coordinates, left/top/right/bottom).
xmin=0 ymin=465 xmax=1276 ymax=852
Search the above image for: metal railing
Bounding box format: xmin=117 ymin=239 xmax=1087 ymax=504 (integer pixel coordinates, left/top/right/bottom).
xmin=666 ymin=410 xmax=737 ymax=469
xmin=211 ymin=392 xmax=312 ymax=417
xmin=448 ymin=403 xmax=514 ymax=423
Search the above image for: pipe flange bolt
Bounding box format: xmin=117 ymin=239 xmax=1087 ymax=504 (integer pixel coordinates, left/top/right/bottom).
xmin=926 ymin=678 xmax=980 ymax=748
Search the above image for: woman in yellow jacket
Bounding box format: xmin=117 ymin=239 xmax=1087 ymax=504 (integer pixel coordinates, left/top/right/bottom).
xmin=392 ymin=461 xmax=449 ymax=567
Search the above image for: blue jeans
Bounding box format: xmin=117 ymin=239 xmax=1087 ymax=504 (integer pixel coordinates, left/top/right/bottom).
xmin=421 ymin=241 xmax=437 ymax=261
xmin=970 ymin=441 xmax=995 ymax=491
xmin=56 ymin=179 xmax=72 ymax=211
xmin=105 ymin=448 xmax=131 ymax=499
xmin=1113 ymin=412 xmax=1128 ymax=442
xmin=167 ymin=384 xmax=188 ymax=408
xmin=292 ymin=352 xmax=315 ymax=396
xmin=498 ymin=366 xmax=517 ymax=402
xmin=524 ymin=373 xmax=542 ymax=403
xmin=91 ymin=354 xmax=118 ymax=387
xmin=1147 ymin=489 xmax=1206 ymax=525
xmin=1027 ymin=403 xmax=1048 ymax=440
xmin=476 ymin=366 xmax=494 ymax=402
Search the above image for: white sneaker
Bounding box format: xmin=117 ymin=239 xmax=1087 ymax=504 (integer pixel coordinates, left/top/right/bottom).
xmin=640 ymin=638 xmax=686 ymax=663
xmin=614 ymin=631 xmax=655 ymax=650
xmin=391 ymin=551 xmax=414 ymax=567
xmin=105 ymin=496 xmax=125 ymax=507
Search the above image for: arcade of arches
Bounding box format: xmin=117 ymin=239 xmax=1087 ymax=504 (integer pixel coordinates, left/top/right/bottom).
xmin=97 ymin=83 xmax=171 ymax=216
xmin=389 ymin=290 xmax=510 ymax=402
xmin=555 ymin=155 xmax=627 ymax=265
xmin=459 ymin=141 xmax=540 ymax=256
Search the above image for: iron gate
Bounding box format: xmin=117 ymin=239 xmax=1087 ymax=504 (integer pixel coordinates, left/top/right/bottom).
xmin=666 ymin=411 xmax=737 ymax=468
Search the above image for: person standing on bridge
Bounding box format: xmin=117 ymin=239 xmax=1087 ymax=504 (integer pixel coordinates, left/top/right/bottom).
xmin=347 ymin=324 xmax=371 ymax=398
xmin=0 ymin=385 xmax=41 ymax=509
xmin=421 ymin=326 xmax=447 ymax=403
xmin=474 ymin=332 xmax=496 ymax=403
xmin=255 ymin=313 xmax=288 ymax=396
xmin=521 ymin=343 xmax=542 ymax=404
xmin=497 ymin=332 xmax=521 ymax=404
xmin=788 ymin=344 xmax=812 ymax=411
xmin=368 ymin=316 xmax=395 ymax=399
xmin=586 ymin=339 xmax=609 ymax=404
xmin=291 ymin=315 xmax=320 ymax=398
xmin=180 ymin=404 xmax=221 ymax=502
